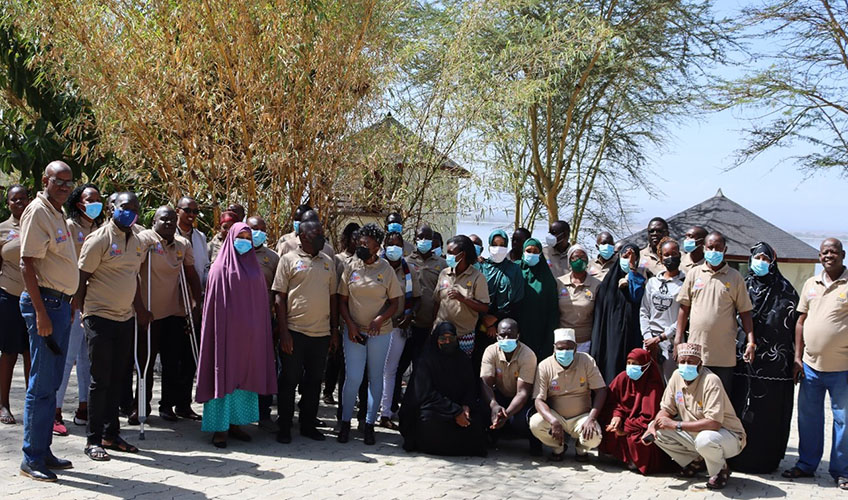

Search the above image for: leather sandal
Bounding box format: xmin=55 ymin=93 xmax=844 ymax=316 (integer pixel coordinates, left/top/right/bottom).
xmin=782 ymin=466 xmax=815 ymax=479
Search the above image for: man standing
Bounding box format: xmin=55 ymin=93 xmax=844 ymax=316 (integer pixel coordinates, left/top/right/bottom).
xmin=273 ymin=219 xmax=338 ymax=443
xmin=176 ymin=197 xmax=209 ymax=289
xmin=675 ymin=231 xmax=755 ymax=393
xmin=589 ymin=231 xmax=615 ymax=281
xmin=680 ymin=225 xmax=707 ymax=273
xmin=19 ymin=161 xmax=78 ymax=481
xmin=508 ymin=228 xmax=530 ymax=263
xmin=276 ymin=209 xmax=334 ymax=258
xmin=385 ymin=212 xmax=414 ymax=256
xmin=639 ymin=217 xmax=669 ymax=278
xmin=76 ymin=192 xmax=155 ymax=461
xmin=782 ymin=238 xmax=848 ymax=488
xmin=542 ymin=221 xmax=571 ymax=279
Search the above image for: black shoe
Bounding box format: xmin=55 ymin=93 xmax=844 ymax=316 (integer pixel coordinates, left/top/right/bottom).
xmin=313 ymin=417 xmax=325 ymax=428
xmin=337 ymin=421 xmax=351 ymax=443
xmin=20 ymin=462 xmax=57 ymax=482
xmin=300 ymin=426 xmax=326 ymax=441
xmin=276 ymin=427 xmax=292 ymax=444
xmin=322 ymin=394 xmax=337 ymax=405
xmin=175 ymin=407 xmax=202 ymax=421
xmin=363 ymin=423 xmax=376 ymax=446
xmin=127 ymin=412 xmax=140 ymax=426
xmin=45 ymin=455 xmax=73 ymax=470
xmin=159 ymin=408 xmax=179 ymax=422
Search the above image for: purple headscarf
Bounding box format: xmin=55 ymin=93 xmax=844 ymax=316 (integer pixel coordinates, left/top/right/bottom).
xmin=195 ymin=222 xmax=276 ymax=403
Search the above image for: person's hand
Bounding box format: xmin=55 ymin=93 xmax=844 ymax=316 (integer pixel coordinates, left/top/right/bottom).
xmin=329 ymin=332 xmax=340 ymax=353
xmin=655 ymin=416 xmax=674 ymax=430
xmin=71 ymin=295 xmax=81 ymax=315
xmin=623 ymin=247 xmax=639 ymax=270
xmin=489 ymin=405 xmax=506 ymax=429
xmin=399 ymin=313 xmax=413 ymax=330
xmin=447 ymin=288 xmax=463 ymax=301
xmin=136 ymin=308 xmax=153 ymax=329
xmin=644 ymin=336 xmax=662 ymax=349
xmin=549 ymin=420 xmax=565 ymax=445
xmin=793 ymin=358 xmax=804 ymax=384
xmin=743 ymin=342 xmax=756 ymax=364
xmin=279 ymin=330 xmax=293 ymax=355
xmin=35 ymin=310 xmax=53 ymax=337
xmin=605 ymin=416 xmax=622 ymax=433
xmin=368 ymin=316 xmax=384 ymax=335
xmin=455 ymin=406 xmax=471 ymax=427
xmin=348 ymin=324 xmax=362 ymax=342
xmin=581 ymin=416 xmax=598 ymax=441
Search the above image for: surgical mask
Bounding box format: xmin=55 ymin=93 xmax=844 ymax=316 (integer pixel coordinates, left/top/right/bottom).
xmin=682 ymin=238 xmax=697 ymax=253
xmin=234 ymin=238 xmax=253 ymax=255
xmin=523 ymin=252 xmax=540 ymax=267
xmin=293 ymin=220 xmax=300 ymax=235
xmin=626 ymin=363 xmax=648 ymax=381
xmin=619 ymin=257 xmax=631 ymax=274
xmin=489 ymin=246 xmax=509 ymax=263
xmin=555 ymin=349 xmax=575 ymax=367
xmin=433 ymin=247 xmax=443 ymax=258
xmin=445 ymin=253 xmax=460 ymax=268
xmin=385 ymin=245 xmax=403 ymax=262
xmin=416 ymin=239 xmax=432 ymax=254
xmin=570 ymin=259 xmax=587 ymax=273
xmin=498 ymin=338 xmax=518 ymax=353
xmin=750 ymin=258 xmax=770 ymax=277
xmin=387 ymin=222 xmax=403 ymax=233
xmin=545 ymin=233 xmax=558 ymax=247
xmin=598 ymin=244 xmax=614 ymax=260
xmin=251 ymin=230 xmax=267 ymax=248
xmin=704 ymin=250 xmax=724 ymax=266
xmin=474 ymin=244 xmax=482 ymax=257
xmin=663 ymin=256 xmax=681 ymax=271
xmin=678 ymin=363 xmax=699 ymax=382
xmin=113 ymin=208 xmax=138 ymax=228
xmin=84 ymin=202 xmax=103 ymax=220
xmin=355 ymin=246 xmax=372 ymax=261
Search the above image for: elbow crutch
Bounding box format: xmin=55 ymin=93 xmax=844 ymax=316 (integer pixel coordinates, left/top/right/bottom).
xmin=134 ymin=252 xmax=152 ymax=440
xmin=179 ymin=266 xmax=199 ymax=365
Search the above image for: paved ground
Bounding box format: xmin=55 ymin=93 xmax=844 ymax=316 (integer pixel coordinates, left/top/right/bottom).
xmin=0 ymin=358 xmax=839 ymax=499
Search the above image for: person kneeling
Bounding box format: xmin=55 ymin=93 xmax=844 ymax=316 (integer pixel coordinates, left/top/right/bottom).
xmin=529 ymin=328 xmax=607 ymax=462
xmin=641 ymin=343 xmax=746 ymax=490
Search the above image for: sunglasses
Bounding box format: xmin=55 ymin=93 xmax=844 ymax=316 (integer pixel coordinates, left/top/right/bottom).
xmin=179 ymin=207 xmax=200 ymax=214
xmin=49 ymin=177 xmax=75 ymax=188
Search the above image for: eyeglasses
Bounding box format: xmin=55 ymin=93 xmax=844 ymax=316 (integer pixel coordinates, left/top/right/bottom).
xmin=49 ymin=177 xmax=75 ymax=188
xmin=179 ymin=207 xmax=200 ymax=215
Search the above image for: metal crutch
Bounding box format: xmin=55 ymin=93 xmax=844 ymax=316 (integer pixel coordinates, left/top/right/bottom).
xmin=134 ymin=252 xmax=152 ymax=440
xmin=179 ymin=266 xmax=199 ymax=365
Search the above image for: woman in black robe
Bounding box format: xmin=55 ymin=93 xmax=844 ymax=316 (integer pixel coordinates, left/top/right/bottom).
xmin=399 ymin=322 xmax=487 ymax=457
xmin=591 ymin=243 xmax=646 ymax=384
xmin=729 ymin=242 xmax=798 ymax=473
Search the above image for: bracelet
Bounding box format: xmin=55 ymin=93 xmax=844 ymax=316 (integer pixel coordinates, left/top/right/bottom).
xmin=747 ymin=342 xmax=756 ymax=348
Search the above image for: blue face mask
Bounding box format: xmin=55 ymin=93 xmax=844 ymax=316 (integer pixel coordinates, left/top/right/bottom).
xmin=619 ymin=257 xmax=631 ymax=274
xmin=234 ymin=238 xmax=253 ymax=255
xmin=293 ymin=220 xmax=300 ymax=235
xmin=598 ymin=244 xmax=614 ymax=260
xmin=704 ymin=250 xmax=724 ymax=266
xmin=84 ymin=202 xmax=103 ymax=220
xmin=750 ymin=258 xmax=770 ymax=277
xmin=523 ymin=252 xmax=540 ymax=266
xmin=434 ymin=247 xmax=443 ymax=258
xmin=251 ymin=230 xmax=267 ymax=248
xmin=385 ymin=245 xmax=403 ymax=262
xmin=474 ymin=244 xmax=482 ymax=257
xmin=445 ymin=253 xmax=460 ymax=268
xmin=498 ymin=339 xmax=518 ymax=353
xmin=626 ymin=364 xmax=647 ymax=381
xmin=387 ymin=222 xmax=403 ymax=233
xmin=682 ymin=238 xmax=697 ymax=253
xmin=678 ymin=363 xmax=699 ymax=382
xmin=555 ymin=349 xmax=575 ymax=367
xmin=113 ymin=208 xmax=137 ymax=228
xmin=416 ymin=239 xmax=432 ymax=254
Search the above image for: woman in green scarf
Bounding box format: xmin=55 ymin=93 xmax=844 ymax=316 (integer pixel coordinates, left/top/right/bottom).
xmin=518 ymin=238 xmax=560 ymax=359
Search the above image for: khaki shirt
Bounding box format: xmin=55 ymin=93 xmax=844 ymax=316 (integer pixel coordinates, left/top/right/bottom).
xmin=533 ymin=352 xmax=606 ymax=419
xmin=19 ymin=192 xmax=79 ymax=295
xmin=543 ymin=246 xmax=570 ymax=280
xmin=676 ymin=263 xmax=753 ymax=367
xmin=208 ymin=232 xmax=225 ymax=264
xmin=67 ymin=217 xmax=96 ymax=257
xmin=660 ymin=368 xmax=746 ymax=447
xmin=338 ymin=257 xmax=402 ymax=335
xmin=588 ymin=256 xmax=614 ymax=282
xmin=557 ymin=273 xmax=602 ymax=344
xmin=254 ymin=245 xmax=280 ymax=291
xmin=79 ymin=221 xmax=157 ymax=321
xmin=639 ymin=246 xmax=664 ymax=278
xmin=481 ymin=341 xmax=537 ymax=398
xmin=276 ymin=231 xmax=335 ymax=259
xmin=680 ymin=252 xmax=704 ymax=274
xmin=797 ymin=268 xmax=848 ymax=372
xmin=334 ymin=250 xmax=353 ymax=281
xmin=434 ymin=264 xmax=490 ymax=335
xmin=0 ymin=217 xmax=24 ymax=296
xmin=407 ymin=252 xmax=447 ymax=329
xmin=390 ymin=259 xmax=422 ymax=322
xmin=273 ymin=247 xmax=337 ymax=337
xmin=138 ymin=230 xmax=194 ymax=320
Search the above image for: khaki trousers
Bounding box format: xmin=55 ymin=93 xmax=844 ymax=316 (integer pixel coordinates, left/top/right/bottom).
xmin=529 ymin=411 xmax=602 ymax=455
xmin=655 ymin=428 xmax=743 ymax=476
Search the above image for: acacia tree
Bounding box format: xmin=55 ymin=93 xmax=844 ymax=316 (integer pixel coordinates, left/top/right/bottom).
xmin=719 ymin=0 xmax=847 ymax=173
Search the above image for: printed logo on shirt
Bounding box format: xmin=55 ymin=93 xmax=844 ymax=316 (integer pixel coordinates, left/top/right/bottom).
xmin=136 ymin=246 xmax=142 ymax=257
xmin=807 ymin=289 xmax=819 ymax=301
xmin=6 ymin=229 xmax=17 ymax=241
xmin=466 ymin=280 xmax=472 ymax=288
xmin=585 ymin=290 xmax=594 ymax=300
xmin=350 ymin=271 xmax=362 ymax=283
xmin=262 ymin=256 xmax=270 ymax=263
xmin=109 ymin=243 xmax=122 ymax=256
xmin=77 ymin=231 xmax=85 ymax=243
xmin=55 ymin=228 xmax=68 ymax=243
xmin=439 ymin=279 xmax=451 ymax=290
xmin=496 ymin=367 xmax=503 ymax=378
xmin=693 ymin=278 xmax=705 ymax=291
xmin=559 ymin=288 xmax=570 ymax=298
xmin=723 ymin=282 xmax=731 ymax=290
xmin=675 ymin=390 xmax=684 ymax=405
xmin=155 ymin=242 xmax=165 ymax=255
xmin=323 ymin=262 xmax=330 ymax=271
xmin=377 ymin=273 xmax=384 ymax=283
xmin=579 ymin=376 xmax=586 ymax=387
xmin=176 ymin=250 xmax=183 ymax=259
xmin=513 ymin=370 xmax=519 ymax=378
xmin=550 ymin=379 xmax=560 ymax=391
xmin=295 ymin=260 xmax=309 ymax=272
xmin=838 ymin=292 xmax=847 ymax=303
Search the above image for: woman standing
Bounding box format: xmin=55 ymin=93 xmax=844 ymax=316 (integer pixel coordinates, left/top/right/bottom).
xmin=0 ymin=185 xmax=31 ymax=425
xmin=729 ymin=242 xmax=798 ymax=473
xmin=556 ymin=244 xmax=602 ymax=354
xmin=54 ymin=184 xmax=104 ymax=434
xmin=196 ymin=223 xmax=277 ymax=448
xmin=516 ymin=238 xmax=559 ymax=359
xmin=338 ymin=223 xmax=401 ymax=445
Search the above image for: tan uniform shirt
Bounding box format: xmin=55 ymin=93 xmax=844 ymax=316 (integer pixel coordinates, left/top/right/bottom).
xmin=276 ymin=231 xmax=335 ymax=259
xmin=481 ymin=341 xmax=537 ymax=398
xmin=338 ymin=257 xmax=402 ymax=335
xmin=390 ymin=259 xmax=421 ymax=323
xmin=639 ymin=246 xmax=664 ymax=278
xmin=407 ymin=252 xmax=446 ymax=330
xmin=67 ymin=217 xmax=96 ymax=257
xmin=797 ymin=268 xmax=848 ymax=372
xmin=660 ymin=368 xmax=746 ymax=447
xmin=543 ymin=246 xmax=570 ymax=280
xmin=0 ymin=217 xmax=24 ymax=296
xmin=208 ymin=232 xmax=225 ymax=264
xmin=680 ymin=252 xmax=704 ymax=274
xmin=557 ymin=273 xmax=602 ymax=344
xmin=533 ymin=352 xmax=606 ymax=419
xmin=254 ymin=245 xmax=280 ymax=291
xmin=138 ymin=230 xmax=194 ymax=320
xmin=19 ymin=192 xmax=79 ymax=295
xmin=676 ymin=263 xmax=753 ymax=367
xmin=273 ymin=247 xmax=337 ymax=337
xmin=79 ymin=221 xmax=157 ymax=321
xmin=588 ymin=256 xmax=614 ymax=282
xmin=434 ymin=264 xmax=490 ymax=335
xmin=334 ymin=250 xmax=353 ymax=281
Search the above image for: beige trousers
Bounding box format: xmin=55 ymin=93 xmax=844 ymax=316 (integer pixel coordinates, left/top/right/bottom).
xmin=529 ymin=411 xmax=602 ymax=455
xmin=654 ymin=428 xmax=743 ymax=476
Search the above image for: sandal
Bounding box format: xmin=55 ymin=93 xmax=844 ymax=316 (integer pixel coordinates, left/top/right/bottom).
xmin=781 ymin=466 xmax=815 ymax=479
xmin=0 ymin=407 xmax=15 ymax=425
xmin=838 ymin=477 xmax=848 ymax=490
xmin=707 ymin=465 xmax=731 ymax=490
xmin=84 ymin=445 xmax=111 ymax=461
xmin=677 ymin=460 xmax=706 ymax=478
xmin=101 ymin=436 xmax=139 ymax=453
xmin=549 ymin=450 xmax=565 ymax=462
xmin=379 ymin=417 xmax=399 ymax=431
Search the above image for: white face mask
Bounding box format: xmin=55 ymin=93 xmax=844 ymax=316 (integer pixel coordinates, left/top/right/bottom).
xmin=545 ymin=233 xmax=558 ymax=247
xmin=489 ymin=246 xmax=509 ymax=263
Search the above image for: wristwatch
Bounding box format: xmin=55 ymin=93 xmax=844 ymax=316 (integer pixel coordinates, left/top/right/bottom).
xmin=676 ymin=422 xmax=683 ymax=432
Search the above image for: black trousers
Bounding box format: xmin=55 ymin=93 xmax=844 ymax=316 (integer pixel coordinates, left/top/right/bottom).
xmin=158 ymin=316 xmax=194 ymax=410
xmin=706 ymin=365 xmax=734 ymax=395
xmin=278 ymin=331 xmax=330 ymax=430
xmin=391 ymin=326 xmax=430 ymax=413
xmin=323 ymin=344 xmax=345 ymax=398
xmin=85 ymin=315 xmax=133 ymax=445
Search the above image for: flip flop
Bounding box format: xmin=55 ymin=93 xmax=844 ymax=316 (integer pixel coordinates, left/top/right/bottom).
xmin=0 ymin=407 xmax=15 ymax=425
xmin=781 ymin=466 xmax=815 ymax=479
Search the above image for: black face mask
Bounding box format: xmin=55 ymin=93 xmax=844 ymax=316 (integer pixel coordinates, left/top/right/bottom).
xmin=663 ymin=256 xmax=681 ymax=271
xmin=311 ymin=234 xmax=326 ymax=253
xmin=438 ymin=337 xmax=458 ymax=354
xmin=355 ymin=246 xmax=372 ymax=261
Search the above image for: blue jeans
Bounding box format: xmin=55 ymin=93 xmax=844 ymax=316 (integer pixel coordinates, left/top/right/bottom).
xmin=56 ymin=310 xmax=91 ymax=406
xmin=796 ymin=363 xmax=848 ymax=480
xmin=20 ymin=292 xmax=72 ymax=467
xmin=342 ymin=332 xmax=391 ymax=424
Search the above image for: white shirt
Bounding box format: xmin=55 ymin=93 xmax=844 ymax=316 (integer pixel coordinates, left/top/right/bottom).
xmin=179 ymin=226 xmax=209 ymax=290
xmin=639 ymin=271 xmax=685 ymax=361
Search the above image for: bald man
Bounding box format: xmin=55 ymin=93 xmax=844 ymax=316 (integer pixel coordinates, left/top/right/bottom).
xmin=589 ymin=231 xmax=616 ymax=281
xmin=18 ymin=161 xmax=78 ymax=481
xmin=276 ymin=209 xmax=335 ymax=257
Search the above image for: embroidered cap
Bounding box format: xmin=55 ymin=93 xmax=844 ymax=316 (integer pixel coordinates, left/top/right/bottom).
xmin=553 ymin=328 xmax=575 ymax=344
xmin=676 ymin=342 xmax=702 ymax=359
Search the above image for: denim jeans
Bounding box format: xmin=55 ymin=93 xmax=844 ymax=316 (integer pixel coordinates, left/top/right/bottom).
xmin=379 ymin=328 xmax=406 ymax=419
xmin=796 ymin=363 xmax=848 ymax=480
xmin=341 ymin=332 xmax=391 ymax=424
xmin=20 ymin=292 xmax=72 ymax=467
xmin=56 ymin=310 xmax=91 ymax=406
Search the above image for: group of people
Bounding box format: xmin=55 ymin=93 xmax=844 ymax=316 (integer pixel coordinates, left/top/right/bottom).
xmin=0 ymin=161 xmax=845 ymax=492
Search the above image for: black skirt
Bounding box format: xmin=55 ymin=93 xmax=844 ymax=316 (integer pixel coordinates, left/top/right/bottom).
xmin=0 ymin=288 xmax=29 ymax=354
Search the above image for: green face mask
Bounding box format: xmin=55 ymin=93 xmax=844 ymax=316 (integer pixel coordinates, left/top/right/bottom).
xmin=570 ymin=259 xmax=587 ymax=273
